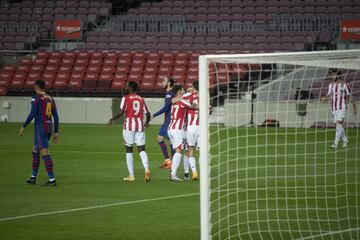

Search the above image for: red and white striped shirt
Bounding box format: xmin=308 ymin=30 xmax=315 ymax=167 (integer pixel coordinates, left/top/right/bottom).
xmin=187 ymin=92 xmax=199 ymax=126
xmin=327 ymin=82 xmax=351 ymax=111
xmin=120 ymin=93 xmax=149 ymax=132
xmin=168 ymin=100 xmax=191 ymax=130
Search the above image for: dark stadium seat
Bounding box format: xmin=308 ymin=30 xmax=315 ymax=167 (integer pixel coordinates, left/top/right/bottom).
xmin=0 ymin=86 xmax=7 ymax=96
xmin=111 ymin=72 xmax=127 ymax=91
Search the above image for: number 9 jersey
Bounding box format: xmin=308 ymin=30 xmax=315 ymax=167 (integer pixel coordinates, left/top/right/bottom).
xmin=120 ymin=93 xmax=150 ymax=132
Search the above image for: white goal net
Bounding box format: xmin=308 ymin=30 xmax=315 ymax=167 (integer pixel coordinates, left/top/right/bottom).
xmin=199 ymin=50 xmax=360 ymax=240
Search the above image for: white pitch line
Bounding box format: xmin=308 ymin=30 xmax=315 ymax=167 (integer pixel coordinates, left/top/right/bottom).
xmin=0 ymin=192 xmax=199 ymax=223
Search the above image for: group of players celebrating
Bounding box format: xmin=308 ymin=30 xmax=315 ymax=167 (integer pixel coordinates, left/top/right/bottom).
xmin=106 ymin=75 xmax=200 ymax=182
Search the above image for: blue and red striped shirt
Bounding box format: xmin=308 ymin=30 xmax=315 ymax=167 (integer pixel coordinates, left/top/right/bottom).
xmin=23 ymin=92 xmax=59 ymax=134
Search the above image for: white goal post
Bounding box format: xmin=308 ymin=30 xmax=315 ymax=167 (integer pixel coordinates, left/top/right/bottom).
xmin=199 ymin=49 xmax=360 ymax=240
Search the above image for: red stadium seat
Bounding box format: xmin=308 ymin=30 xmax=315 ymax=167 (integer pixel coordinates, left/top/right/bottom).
xmin=112 ymin=72 xmax=127 ymax=91
xmin=20 ymin=58 xmax=33 ymax=66
xmin=133 ymin=52 xmax=146 ymax=59
xmin=63 ymin=52 xmax=77 ymax=59
xmin=42 ymin=72 xmax=56 ymax=90
xmin=129 ymin=66 xmax=143 ymax=75
xmin=147 ymin=52 xmax=160 ymax=59
xmin=186 ymin=73 xmax=198 ymax=83
xmin=53 ymin=73 xmax=70 ymax=90
xmin=49 ymin=51 xmax=62 ymax=59
xmin=104 ymin=52 xmax=118 ymax=59
xmin=187 ymin=65 xmax=198 ymax=75
xmin=73 ymin=65 xmax=87 ymax=74
xmin=115 ymin=65 xmax=130 ymax=74
xmin=29 ymin=64 xmax=45 ymax=73
xmin=103 ymin=58 xmax=117 ymax=66
xmin=155 ymin=74 xmax=168 ymax=91
xmin=62 ymin=57 xmax=75 ymax=66
xmin=174 ymin=58 xmax=188 ymax=66
xmin=161 ymin=53 xmax=174 ymax=59
xmin=33 ymin=58 xmax=47 ymax=65
xmin=36 ymin=51 xmax=49 ymax=59
xmin=89 ymin=57 xmax=103 ymax=66
xmin=82 ymin=72 xmax=99 ymax=91
xmin=68 ymin=73 xmax=84 ymax=91
xmin=44 ymin=65 xmax=59 ymax=73
xmin=97 ymin=73 xmax=114 ymax=91
xmin=91 ymin=52 xmax=104 ymax=59
xmin=132 ymin=58 xmax=145 ymax=66
xmin=58 ymin=65 xmax=72 ymax=74
xmin=87 ymin=65 xmax=101 ymax=73
xmin=127 ymin=73 xmax=142 ymax=83
xmin=144 ymin=66 xmax=158 ymax=74
xmin=75 ymin=57 xmax=89 ymax=66
xmin=17 ymin=65 xmax=30 ymax=73
xmin=0 ymin=72 xmax=12 ymax=87
xmin=24 ymin=72 xmax=41 ymax=89
xmin=140 ymin=73 xmax=156 ymax=92
xmin=3 ymin=64 xmax=16 ymax=72
xmin=118 ymin=57 xmax=131 ymax=66
xmin=47 ymin=58 xmax=61 ymax=66
xmin=158 ymin=65 xmax=172 ymax=75
xmin=11 ymin=72 xmax=27 ymax=89
xmin=101 ymin=66 xmax=115 ymax=74
xmin=78 ymin=51 xmax=90 ymax=59
xmin=173 ymin=65 xmax=187 ymax=75
xmin=146 ymin=57 xmax=160 ymax=66
xmin=160 ymin=58 xmax=174 ymax=66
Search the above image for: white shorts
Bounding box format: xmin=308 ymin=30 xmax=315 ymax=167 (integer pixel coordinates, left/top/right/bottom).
xmin=123 ymin=130 xmax=146 ymax=147
xmin=332 ymin=110 xmax=346 ymax=123
xmin=186 ymin=125 xmax=199 ymax=147
xmin=168 ymin=129 xmax=186 ymax=150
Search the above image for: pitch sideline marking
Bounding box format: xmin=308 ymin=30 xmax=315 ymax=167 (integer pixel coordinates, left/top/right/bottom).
xmin=0 ymin=192 xmax=199 ymax=223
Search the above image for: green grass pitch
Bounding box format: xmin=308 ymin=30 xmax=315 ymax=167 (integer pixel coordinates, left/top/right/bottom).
xmin=0 ymin=123 xmax=359 ymax=240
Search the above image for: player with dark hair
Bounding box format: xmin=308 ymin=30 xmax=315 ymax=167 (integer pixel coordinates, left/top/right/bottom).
xmin=107 ymin=81 xmax=152 ymax=182
xmin=19 ymin=79 xmax=59 ymax=186
xmin=152 ymin=76 xmax=176 ymax=169
xmin=326 ymin=69 xmax=357 ymax=149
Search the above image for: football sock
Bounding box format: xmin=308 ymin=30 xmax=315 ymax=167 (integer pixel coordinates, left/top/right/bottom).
xmin=158 ymin=141 xmax=170 ymax=160
xmin=334 ymin=123 xmax=343 ymax=146
xmin=183 ymin=155 xmax=190 ymax=174
xmin=126 ymin=153 xmax=134 ymax=176
xmin=139 ymin=151 xmax=149 ymax=171
xmin=171 ymin=152 xmax=182 ymax=177
xmin=189 ymin=157 xmax=197 ymax=173
xmin=32 ymin=151 xmax=40 ymax=178
xmin=341 ymin=125 xmax=348 ymax=142
xmin=169 ymin=144 xmax=175 ymax=157
xmin=42 ymin=155 xmax=55 ymax=181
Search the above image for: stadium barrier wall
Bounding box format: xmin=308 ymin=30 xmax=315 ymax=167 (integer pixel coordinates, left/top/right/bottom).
xmin=0 ymin=97 xmax=165 ymax=125
xmin=225 ymin=99 xmax=360 ymax=128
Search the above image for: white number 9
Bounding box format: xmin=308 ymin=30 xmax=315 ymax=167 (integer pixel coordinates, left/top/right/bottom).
xmin=133 ymin=100 xmax=140 ymax=115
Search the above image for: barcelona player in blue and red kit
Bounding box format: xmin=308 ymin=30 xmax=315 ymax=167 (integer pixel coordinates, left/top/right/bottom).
xmin=152 ymin=76 xmax=175 ymax=169
xmin=19 ymin=80 xmax=59 ymax=186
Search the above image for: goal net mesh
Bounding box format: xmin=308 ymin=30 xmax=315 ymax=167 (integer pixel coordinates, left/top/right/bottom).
xmin=201 ymin=50 xmax=360 ymax=240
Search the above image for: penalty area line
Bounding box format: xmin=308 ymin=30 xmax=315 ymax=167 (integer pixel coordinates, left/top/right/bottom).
xmin=0 ymin=192 xmax=199 ymax=223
